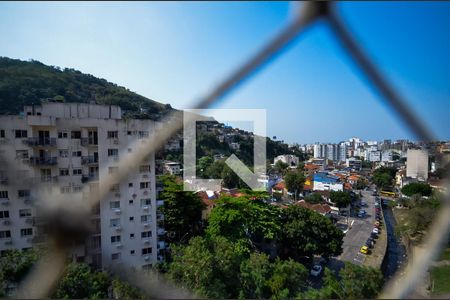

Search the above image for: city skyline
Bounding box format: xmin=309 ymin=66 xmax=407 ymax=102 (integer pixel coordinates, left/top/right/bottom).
xmin=1 ymin=2 xmax=450 ymax=143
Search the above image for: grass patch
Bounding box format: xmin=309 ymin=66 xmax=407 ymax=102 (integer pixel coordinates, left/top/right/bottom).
xmin=439 ymin=248 xmax=450 ymax=261
xmin=430 ymin=265 xmax=450 ymax=295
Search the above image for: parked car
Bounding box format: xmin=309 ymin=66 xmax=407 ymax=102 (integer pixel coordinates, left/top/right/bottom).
xmin=371 ymin=232 xmax=378 ymax=239
xmin=360 ymin=246 xmax=369 ymax=254
xmin=360 ymin=201 xmax=367 ymax=207
xmin=365 ymin=239 xmax=374 ymax=248
xmin=372 ymin=228 xmax=379 ymax=234
xmin=310 ymin=264 xmax=323 ymax=277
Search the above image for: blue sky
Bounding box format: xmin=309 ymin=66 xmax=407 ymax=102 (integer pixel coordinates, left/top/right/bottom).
xmin=1 ymin=1 xmax=449 ymax=144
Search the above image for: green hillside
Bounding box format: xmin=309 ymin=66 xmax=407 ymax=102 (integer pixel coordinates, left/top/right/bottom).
xmin=0 ymin=57 xmax=173 ymax=119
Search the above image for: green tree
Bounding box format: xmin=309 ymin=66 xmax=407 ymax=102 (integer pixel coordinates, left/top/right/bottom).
xmin=239 ymin=253 xmax=273 ymax=299
xmin=324 ymin=263 xmax=383 ymax=299
xmin=284 ymin=169 xmax=305 ymax=198
xmin=159 ymin=175 xmax=205 ymax=244
xmin=372 ymin=167 xmax=397 ymax=189
xmin=168 ymin=236 xmax=245 ymax=298
xmin=197 ymin=156 xmax=213 ymax=177
xmin=304 ymin=193 xmax=323 ymax=204
xmin=274 ymin=160 xmax=289 ymax=175
xmin=267 ymin=258 xmax=308 ymax=299
xmin=206 ymin=195 xmax=281 ymax=246
xmin=330 ymin=191 xmax=352 ymax=209
xmin=280 ymin=205 xmax=344 ymax=260
xmin=54 ymin=263 xmax=110 ymax=299
xmin=401 ymin=182 xmax=432 ymax=197
xmin=111 ymin=279 xmax=145 ymax=299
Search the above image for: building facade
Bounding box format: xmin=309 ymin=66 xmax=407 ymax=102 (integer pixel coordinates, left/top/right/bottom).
xmin=406 ymin=149 xmax=429 ymax=181
xmin=0 ymin=102 xmax=164 ymax=271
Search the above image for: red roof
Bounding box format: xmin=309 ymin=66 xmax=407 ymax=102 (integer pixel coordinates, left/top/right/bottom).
xmin=295 ymin=200 xmax=331 ymax=215
xmin=273 ymin=181 xmax=286 ymax=190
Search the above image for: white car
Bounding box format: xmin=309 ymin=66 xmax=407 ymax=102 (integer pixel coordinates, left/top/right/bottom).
xmin=372 ymin=228 xmax=379 ymax=234
xmin=310 ymin=264 xmax=323 ymax=277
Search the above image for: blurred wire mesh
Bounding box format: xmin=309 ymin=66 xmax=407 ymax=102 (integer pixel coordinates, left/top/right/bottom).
xmin=4 ymin=1 xmax=449 ymax=299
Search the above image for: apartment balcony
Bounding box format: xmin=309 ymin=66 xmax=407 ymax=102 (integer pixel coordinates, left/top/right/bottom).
xmin=0 ymin=176 xmax=8 ymax=185
xmin=31 ymin=235 xmax=47 ymax=244
xmin=3 ymin=238 xmax=13 ymax=246
xmin=40 ymin=176 xmax=58 ymax=183
xmin=81 ymin=173 xmax=99 ymax=184
xmin=80 ymin=137 xmax=98 ymax=147
xmin=23 ymin=137 xmax=57 ymax=147
xmin=156 ymin=200 xmax=164 ymax=207
xmin=0 ymin=198 xmax=10 ymax=206
xmin=28 ymin=156 xmax=58 ymax=166
xmin=81 ymin=156 xmax=99 ymax=165
xmin=2 ymin=219 xmax=11 ymax=226
xmin=157 ymin=228 xmax=165 ymax=236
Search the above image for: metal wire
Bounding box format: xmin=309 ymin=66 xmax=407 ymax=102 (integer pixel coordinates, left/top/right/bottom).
xmin=5 ymin=1 xmax=448 ymax=298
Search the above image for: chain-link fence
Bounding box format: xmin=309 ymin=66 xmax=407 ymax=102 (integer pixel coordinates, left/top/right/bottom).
xmin=3 ymin=1 xmax=450 ymax=298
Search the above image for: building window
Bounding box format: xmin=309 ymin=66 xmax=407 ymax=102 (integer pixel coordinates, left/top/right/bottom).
xmin=0 ymin=230 xmax=11 ymax=239
xmin=73 ymin=186 xmax=82 ymax=193
xmin=128 ymin=182 xmax=133 ymax=187
xmin=0 ymin=211 xmax=9 ymax=219
xmin=111 ymin=235 xmax=121 ymax=243
xmin=0 ymin=191 xmax=8 ymax=199
xmin=110 ymin=201 xmax=120 ymax=209
xmin=108 ymin=167 xmax=118 ymax=174
xmin=140 ymin=199 xmax=151 ymax=207
xmin=59 ymin=169 xmax=69 ymax=176
xmin=58 ymin=131 xmax=68 ymax=139
xmin=128 ymin=148 xmax=132 ymax=153
xmin=141 ymin=215 xmax=151 ymax=223
xmin=71 ymin=131 xmax=81 ymax=139
xmin=107 ymin=149 xmax=119 ymax=157
xmin=142 ymin=264 xmax=152 ymax=270
xmin=138 ymin=131 xmax=149 ymax=139
xmin=110 ymin=218 xmax=120 ymax=227
xmin=110 ymin=184 xmax=120 ymax=193
xmin=129 ymin=199 xmax=133 ymax=205
xmin=73 ymin=168 xmax=82 ymax=175
xmin=20 ymin=228 xmax=33 ymax=237
xmin=15 ymin=130 xmax=28 ymax=138
xmin=16 ymin=150 xmax=29 ymax=159
xmin=0 ymin=130 xmax=4 ymax=138
xmin=141 ymin=231 xmax=152 ymax=238
xmin=72 ymin=151 xmax=82 ymax=157
xmin=139 ymin=165 xmax=151 ymax=173
xmin=111 ymin=253 xmax=121 ymax=260
xmin=140 ymin=182 xmax=149 ymax=189
xmin=19 ymin=209 xmax=31 ymax=217
xmin=107 ymin=131 xmax=118 ymax=139
xmin=60 ymin=186 xmax=71 ymax=194
xmin=130 ymin=233 xmax=135 ymax=238
xmin=142 ymin=247 xmax=152 ymax=255
xmin=18 ymin=190 xmax=30 ymax=198
xmin=129 ymin=216 xmax=134 ymax=221
xmin=59 ymin=149 xmax=69 ymax=158
xmin=130 ymin=250 xmax=135 ymax=255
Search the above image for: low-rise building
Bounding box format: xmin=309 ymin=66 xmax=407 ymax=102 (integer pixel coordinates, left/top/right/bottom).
xmin=312 ymin=172 xmax=343 ymax=192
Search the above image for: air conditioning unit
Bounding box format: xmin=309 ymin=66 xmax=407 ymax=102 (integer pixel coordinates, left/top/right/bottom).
xmin=4 ymin=239 xmax=13 ymax=245
xmin=113 ymin=139 xmax=119 ymax=144
xmin=143 ymin=191 xmax=148 ymax=196
xmin=114 ymin=193 xmax=121 ymax=198
xmin=25 ymin=218 xmax=33 ymax=224
xmin=1 ymin=199 xmax=10 ymax=206
xmin=143 ymin=222 xmax=150 ymax=228
xmin=144 ymin=255 xmax=150 ymax=261
xmin=142 ymin=205 xmax=150 ymax=211
xmin=3 ymin=220 xmax=11 ymax=225
xmin=114 ymin=208 xmax=121 ymax=215
xmin=115 ymin=243 xmax=123 ymax=248
xmin=114 ymin=226 xmax=122 ymax=231
xmin=143 ymin=239 xmax=150 ymax=245
xmin=142 ymin=174 xmax=148 ymax=179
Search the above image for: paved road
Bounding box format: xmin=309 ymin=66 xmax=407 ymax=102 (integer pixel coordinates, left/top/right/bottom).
xmin=336 ymin=189 xmax=377 ymax=265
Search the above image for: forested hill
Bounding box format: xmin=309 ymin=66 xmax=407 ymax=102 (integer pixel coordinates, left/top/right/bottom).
xmin=0 ymin=57 xmax=173 ymax=120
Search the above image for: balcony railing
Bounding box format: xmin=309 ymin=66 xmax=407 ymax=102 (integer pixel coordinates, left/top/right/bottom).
xmin=80 ymin=137 xmax=98 ymax=147
xmin=29 ymin=157 xmax=58 ymax=166
xmin=81 ymin=173 xmax=99 ymax=184
xmin=81 ymin=156 xmax=99 ymax=165
xmin=0 ymin=177 xmax=7 ymax=185
xmin=23 ymin=137 xmax=57 ymax=147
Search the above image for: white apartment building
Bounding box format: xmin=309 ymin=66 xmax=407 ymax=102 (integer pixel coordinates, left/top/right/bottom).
xmin=406 ymin=149 xmax=429 ymax=181
xmin=0 ymin=102 xmax=165 ymax=271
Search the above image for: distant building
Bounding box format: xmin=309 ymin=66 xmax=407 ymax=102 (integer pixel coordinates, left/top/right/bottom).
xmin=274 ymin=154 xmax=299 ymax=168
xmin=229 ymin=142 xmax=240 ymax=150
xmin=312 ymin=172 xmax=343 ymax=192
xmin=346 ymin=157 xmax=362 ymax=170
xmin=406 ymin=149 xmax=429 ymax=181
xmin=164 ymin=161 xmax=182 ymax=175
xmin=313 ymin=143 xmax=346 ymax=162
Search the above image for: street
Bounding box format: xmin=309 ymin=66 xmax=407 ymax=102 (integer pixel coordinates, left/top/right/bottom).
xmin=336 ymin=189 xmax=378 ymax=265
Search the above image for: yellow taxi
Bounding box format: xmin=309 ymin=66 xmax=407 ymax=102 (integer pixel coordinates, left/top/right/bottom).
xmin=360 ymin=246 xmax=369 ymax=254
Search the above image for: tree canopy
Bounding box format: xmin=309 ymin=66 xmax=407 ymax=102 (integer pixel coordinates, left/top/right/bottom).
xmin=159 ymin=175 xmax=205 ymax=244
xmin=330 ymin=191 xmax=352 ymax=209
xmin=284 ymin=169 xmax=306 ymax=197
xmin=372 ymin=167 xmax=397 ymax=188
xmin=401 ymin=182 xmax=432 ymax=197
xmin=280 ymin=205 xmax=344 ymax=260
